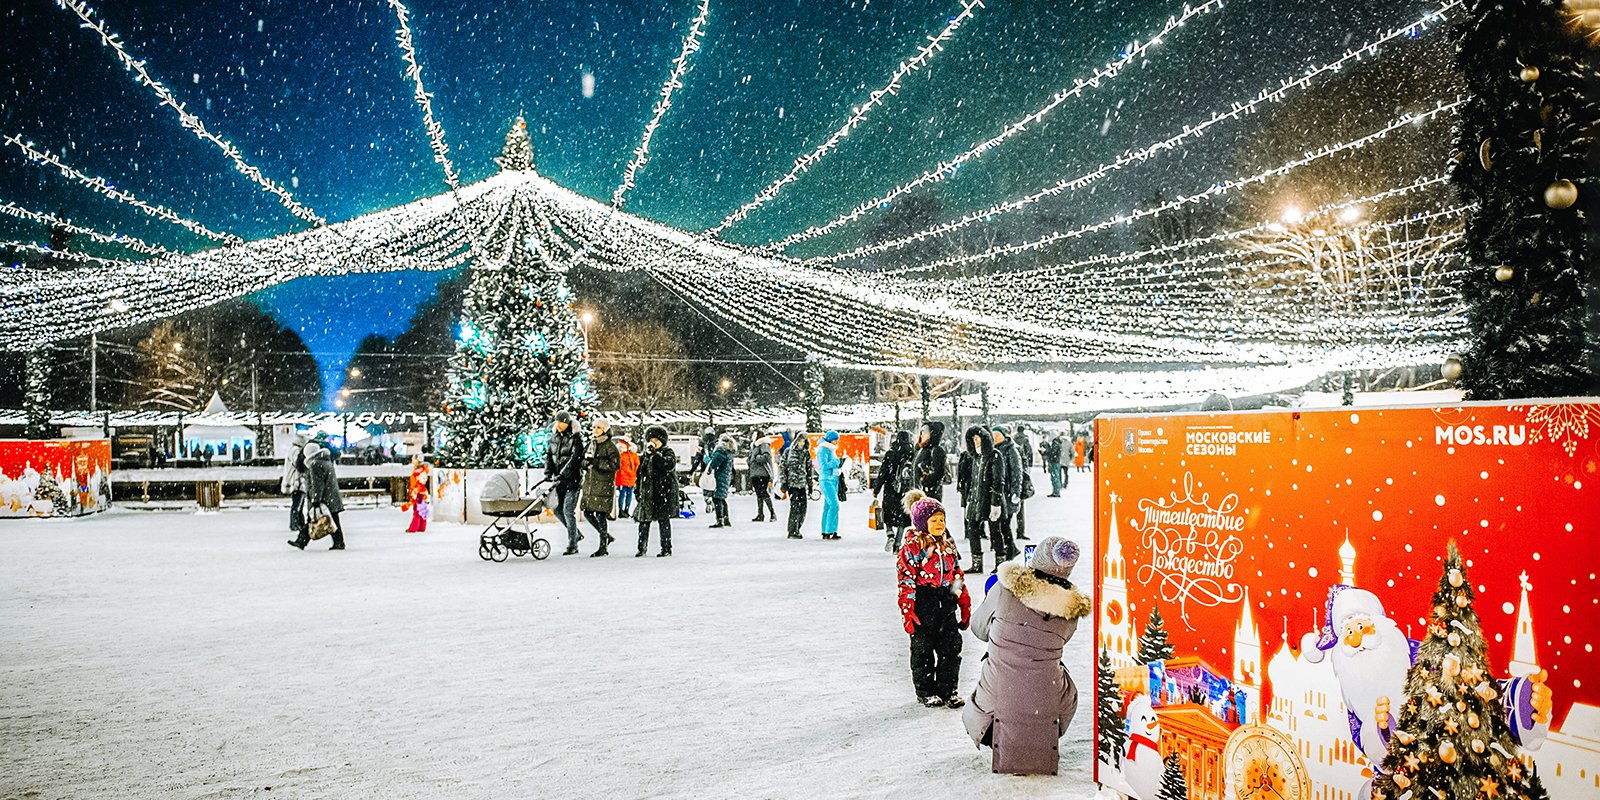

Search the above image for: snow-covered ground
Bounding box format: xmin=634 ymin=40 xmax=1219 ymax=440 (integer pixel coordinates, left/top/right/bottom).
xmin=1 ymin=469 xmax=1100 ymax=800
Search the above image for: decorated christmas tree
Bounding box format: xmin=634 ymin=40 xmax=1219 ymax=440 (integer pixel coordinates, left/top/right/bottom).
xmin=1450 ymin=0 xmax=1598 ymax=397
xmin=1096 ymin=650 xmax=1127 ymax=767
xmin=1156 ymin=753 xmax=1187 ymax=800
xmin=1137 ymin=606 xmax=1174 ymax=665
xmin=1373 ymin=542 xmax=1549 ymax=800
xmin=437 ymin=119 xmax=596 ymax=468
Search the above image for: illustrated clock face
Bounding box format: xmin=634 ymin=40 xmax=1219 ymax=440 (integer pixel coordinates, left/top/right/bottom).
xmin=1223 ymin=724 xmax=1311 ymax=800
xmin=1106 ymin=598 xmax=1124 ymax=626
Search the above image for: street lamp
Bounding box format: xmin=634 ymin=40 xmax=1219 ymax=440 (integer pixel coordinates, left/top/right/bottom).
xmin=719 ymin=377 xmax=732 ymax=394
xmin=349 ymin=367 xmax=362 ymax=379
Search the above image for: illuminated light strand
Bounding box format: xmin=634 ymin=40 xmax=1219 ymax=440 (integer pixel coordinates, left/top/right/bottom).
xmin=612 ymin=0 xmax=711 ymax=209
xmin=706 ymin=0 xmax=987 ymax=235
xmin=388 ymin=0 xmax=459 ymax=189
xmin=812 ymin=0 xmax=1463 ymax=265
xmin=877 ymin=173 xmax=1452 ymax=281
xmin=0 ymin=201 xmax=173 ymax=257
xmin=878 ymin=98 xmax=1465 ymax=275
xmin=0 ymin=240 xmax=132 ymax=268
xmin=54 ymin=0 xmax=324 ymax=226
xmin=4 ymin=135 xmax=242 ymax=245
xmin=963 ymin=202 xmax=1472 ymax=291
xmin=769 ymin=0 xmax=1227 ymax=251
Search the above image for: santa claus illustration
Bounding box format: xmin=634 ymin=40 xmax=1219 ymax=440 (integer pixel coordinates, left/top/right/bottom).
xmin=1120 ymin=693 xmax=1164 ymax=800
xmin=1300 ymin=585 xmax=1551 ymax=774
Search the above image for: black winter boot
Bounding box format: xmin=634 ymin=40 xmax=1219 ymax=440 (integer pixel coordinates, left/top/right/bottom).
xmin=971 ymin=552 xmax=984 ymax=574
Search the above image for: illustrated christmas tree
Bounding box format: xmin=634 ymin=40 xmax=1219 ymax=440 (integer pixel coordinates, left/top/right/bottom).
xmin=1373 ymin=542 xmax=1550 ymax=800
xmin=33 ymin=467 xmax=69 ymax=515
xmin=1137 ymin=606 xmax=1175 ymax=665
xmin=1450 ymin=0 xmax=1598 ymax=398
xmin=1096 ymin=649 xmax=1127 ymax=767
xmin=1156 ymin=753 xmax=1187 ymax=800
xmin=437 ymin=117 xmax=597 ymax=468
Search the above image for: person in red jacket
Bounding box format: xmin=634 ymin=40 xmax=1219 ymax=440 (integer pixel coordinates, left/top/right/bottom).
xmin=404 ymin=454 xmax=430 ymax=533
xmin=614 ymin=437 xmax=640 ymax=519
xmin=896 ymin=490 xmax=971 ymax=708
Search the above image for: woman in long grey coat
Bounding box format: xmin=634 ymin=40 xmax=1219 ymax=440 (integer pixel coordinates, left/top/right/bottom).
xmin=962 ymin=536 xmax=1090 ymax=775
xmin=580 ymin=420 xmax=620 ymax=556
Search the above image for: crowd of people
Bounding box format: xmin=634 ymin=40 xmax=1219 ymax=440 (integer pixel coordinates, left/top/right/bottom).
xmin=280 ymin=412 xmax=1095 ymax=774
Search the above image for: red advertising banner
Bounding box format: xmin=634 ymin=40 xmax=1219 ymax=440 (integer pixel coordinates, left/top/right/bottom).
xmin=1093 ymin=401 xmax=1599 ymax=800
xmin=0 ymin=439 xmax=113 ymax=517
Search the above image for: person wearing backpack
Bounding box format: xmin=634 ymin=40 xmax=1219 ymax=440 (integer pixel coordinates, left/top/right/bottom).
xmin=876 ymin=430 xmax=916 ymax=552
xmin=912 ymin=421 xmax=949 ymax=501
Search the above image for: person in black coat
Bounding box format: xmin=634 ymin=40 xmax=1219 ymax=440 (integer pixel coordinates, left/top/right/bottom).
xmin=780 ymin=430 xmax=815 ymax=539
xmin=912 ymin=420 xmax=948 ymax=501
xmin=633 ymin=425 xmax=678 ymax=557
xmin=544 ymin=411 xmax=587 ymax=555
xmin=989 ymin=425 xmax=1024 ymax=567
xmin=875 ymin=430 xmax=916 ymax=552
xmin=1040 ymin=432 xmax=1064 ymax=497
xmin=955 ymin=425 xmax=998 ymax=573
xmin=1013 ymin=426 xmax=1034 ymax=541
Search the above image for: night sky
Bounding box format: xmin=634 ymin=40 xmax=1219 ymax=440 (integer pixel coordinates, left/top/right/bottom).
xmin=0 ymin=0 xmax=1442 ymax=406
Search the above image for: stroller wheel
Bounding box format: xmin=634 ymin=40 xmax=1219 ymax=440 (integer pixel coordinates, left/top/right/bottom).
xmin=478 ymin=539 xmax=494 ymax=561
xmin=489 ymin=539 xmax=510 ymax=562
xmin=530 ymin=538 xmax=552 ymax=560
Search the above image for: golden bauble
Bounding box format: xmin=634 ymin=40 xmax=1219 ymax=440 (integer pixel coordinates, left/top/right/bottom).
xmin=1472 ymin=738 xmax=1486 ymax=754
xmin=1455 ymin=592 xmax=1470 ymax=608
xmin=1394 ymin=774 xmax=1412 ymax=789
xmin=1439 ymin=741 xmax=1459 ymax=764
xmin=1521 ymin=65 xmax=1541 ymax=82
xmin=1468 ymin=712 xmax=1481 ymax=729
xmin=1479 ymin=138 xmax=1494 ymax=171
xmin=1443 ymin=356 xmax=1464 ymax=381
xmin=1545 ymin=178 xmax=1579 ymax=209
xmin=1449 ymin=568 xmax=1465 ymax=587
xmin=1443 ymin=653 xmax=1463 ymax=677
xmin=1495 ymin=266 xmax=1516 ymax=282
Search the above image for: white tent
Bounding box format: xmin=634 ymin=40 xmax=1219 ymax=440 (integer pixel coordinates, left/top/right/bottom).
xmin=181 ymin=393 xmax=258 ymax=460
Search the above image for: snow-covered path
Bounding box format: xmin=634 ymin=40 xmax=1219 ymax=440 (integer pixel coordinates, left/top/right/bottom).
xmin=2 ymin=469 xmax=1100 ymax=800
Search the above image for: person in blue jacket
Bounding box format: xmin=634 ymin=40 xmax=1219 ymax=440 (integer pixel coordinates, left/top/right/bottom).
xmin=817 ymin=430 xmax=844 ymax=540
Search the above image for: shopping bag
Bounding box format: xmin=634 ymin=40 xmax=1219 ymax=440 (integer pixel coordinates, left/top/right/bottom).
xmin=416 ymin=500 xmax=431 ymax=520
xmin=307 ymin=504 xmax=336 ymax=540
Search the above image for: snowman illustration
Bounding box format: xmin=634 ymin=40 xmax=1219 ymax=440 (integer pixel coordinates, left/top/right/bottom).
xmin=1120 ymin=693 xmax=1164 ymax=800
xmin=1301 ymin=584 xmax=1551 ymax=777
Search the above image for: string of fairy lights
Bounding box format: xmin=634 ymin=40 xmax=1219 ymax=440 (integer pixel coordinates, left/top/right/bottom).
xmin=4 ymin=0 xmax=1482 ymax=406
xmin=705 ymin=0 xmax=989 ymax=236
xmin=766 ymin=0 xmax=1227 ymax=252
xmin=0 ymin=200 xmax=174 ymax=258
xmin=805 ymin=0 xmax=1464 ymax=265
xmin=387 ymin=0 xmax=459 ymax=191
xmin=4 ymin=135 xmax=242 ymax=245
xmin=612 ymin=0 xmax=711 ymax=210
xmin=51 ymin=0 xmax=324 ymax=226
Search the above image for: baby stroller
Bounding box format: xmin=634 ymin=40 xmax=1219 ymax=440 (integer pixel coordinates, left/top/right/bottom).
xmin=478 ymin=472 xmax=554 ymax=562
xmin=677 ymin=486 xmax=696 ymax=519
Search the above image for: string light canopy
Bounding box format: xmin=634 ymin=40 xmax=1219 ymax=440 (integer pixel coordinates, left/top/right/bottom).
xmin=5 ymin=0 xmax=1484 ymax=411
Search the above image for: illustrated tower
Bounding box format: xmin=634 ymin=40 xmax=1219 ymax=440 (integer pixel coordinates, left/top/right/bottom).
xmin=1100 ymin=494 xmax=1138 ymax=669
xmin=1509 ymin=571 xmax=1540 ymax=678
xmin=1232 ymin=587 xmax=1263 ymax=725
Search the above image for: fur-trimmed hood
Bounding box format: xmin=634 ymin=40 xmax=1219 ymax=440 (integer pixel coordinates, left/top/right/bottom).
xmin=997 ymin=560 xmax=1091 ymax=620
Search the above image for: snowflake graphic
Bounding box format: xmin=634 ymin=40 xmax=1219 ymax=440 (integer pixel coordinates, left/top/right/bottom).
xmin=1514 ymin=403 xmax=1600 ymax=457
